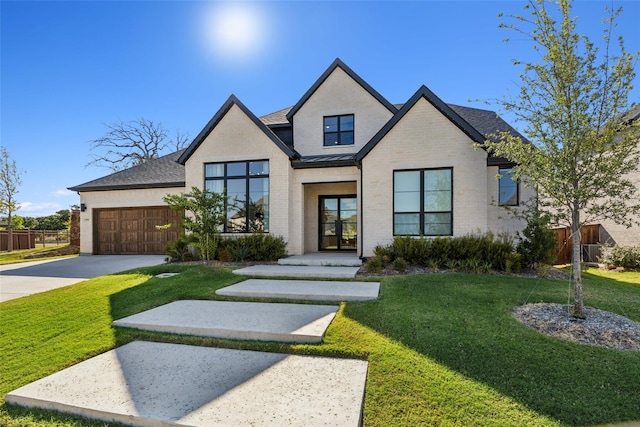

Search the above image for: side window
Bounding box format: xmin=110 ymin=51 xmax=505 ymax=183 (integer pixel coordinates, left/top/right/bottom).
xmin=324 ymin=115 xmax=354 ymax=146
xmin=498 ymin=167 xmax=519 ymax=206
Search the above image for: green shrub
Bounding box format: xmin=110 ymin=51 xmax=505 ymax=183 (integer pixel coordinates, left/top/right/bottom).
xmin=517 ymin=209 xmax=557 ymax=268
xmin=374 ymin=232 xmax=518 ymax=273
xmin=601 ymin=245 xmax=640 ymax=270
xmin=217 ymin=248 xmax=233 ymax=263
xmin=365 ymin=255 xmax=386 ymax=273
xmin=164 ymin=237 xmax=194 ymax=263
xmin=393 ymin=257 xmax=408 ymax=273
xmin=218 ymin=234 xmax=287 ymax=262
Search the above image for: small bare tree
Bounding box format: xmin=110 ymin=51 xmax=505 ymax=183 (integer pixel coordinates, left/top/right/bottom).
xmin=87 ymin=118 xmax=189 ymax=171
xmin=0 ymin=146 xmax=24 ymax=252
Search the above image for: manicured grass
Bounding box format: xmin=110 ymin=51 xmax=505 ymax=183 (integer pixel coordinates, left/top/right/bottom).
xmin=0 ymin=244 xmax=76 ymax=265
xmin=1 ymin=266 xmax=639 ymax=426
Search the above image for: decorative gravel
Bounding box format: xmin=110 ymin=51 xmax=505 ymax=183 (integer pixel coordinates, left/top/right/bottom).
xmin=513 ymin=303 xmax=640 ymax=351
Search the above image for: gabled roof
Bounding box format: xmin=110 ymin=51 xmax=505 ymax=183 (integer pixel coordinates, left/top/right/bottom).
xmin=178 ymin=95 xmax=298 ymax=165
xmin=285 ymin=58 xmax=397 ymax=122
xmin=68 ymin=150 xmax=185 ymax=192
xmin=356 ymin=85 xmax=487 ymax=161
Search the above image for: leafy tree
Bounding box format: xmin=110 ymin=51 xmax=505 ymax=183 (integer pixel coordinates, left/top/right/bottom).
xmin=163 ymin=187 xmax=227 ymax=261
xmin=36 ymin=211 xmax=70 ymax=230
xmin=21 ymin=216 xmax=38 ymax=229
xmin=0 ymin=146 xmax=24 ymax=251
xmin=486 ymin=0 xmax=639 ymax=317
xmin=88 ymin=118 xmax=189 ymax=171
xmin=0 ymin=215 xmax=25 ymax=230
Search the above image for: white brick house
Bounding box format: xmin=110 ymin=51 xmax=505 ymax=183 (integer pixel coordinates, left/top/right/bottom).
xmin=69 ymin=59 xmax=533 ymax=256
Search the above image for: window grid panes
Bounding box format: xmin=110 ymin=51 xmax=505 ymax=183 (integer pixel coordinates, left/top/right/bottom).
xmin=204 ymin=161 xmax=269 ymax=233
xmin=498 ymin=167 xmax=519 ymax=206
xmin=323 ymin=114 xmax=354 ymax=146
xmin=393 ymin=168 xmax=453 ymax=236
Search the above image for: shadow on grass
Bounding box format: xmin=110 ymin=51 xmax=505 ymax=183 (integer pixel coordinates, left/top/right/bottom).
xmin=343 ymin=272 xmax=640 ymax=427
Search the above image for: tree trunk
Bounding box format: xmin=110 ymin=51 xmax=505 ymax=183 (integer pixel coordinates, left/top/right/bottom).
xmin=571 ymin=213 xmax=585 ymax=318
xmin=7 ymin=211 xmax=13 ymax=252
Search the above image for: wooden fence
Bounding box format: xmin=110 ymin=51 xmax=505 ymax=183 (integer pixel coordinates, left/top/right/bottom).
xmin=552 ymin=224 xmax=600 ymax=265
xmin=0 ymin=229 xmax=70 ymax=251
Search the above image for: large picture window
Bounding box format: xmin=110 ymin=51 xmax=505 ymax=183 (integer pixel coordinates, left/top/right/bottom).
xmin=498 ymin=167 xmax=519 ymax=206
xmin=394 ymin=168 xmax=452 ymax=236
xmin=324 ymin=115 xmax=354 ymax=146
xmin=205 ymin=160 xmax=269 ymax=232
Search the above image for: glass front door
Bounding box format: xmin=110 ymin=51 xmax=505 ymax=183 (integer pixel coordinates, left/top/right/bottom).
xmin=319 ymin=195 xmax=357 ymax=251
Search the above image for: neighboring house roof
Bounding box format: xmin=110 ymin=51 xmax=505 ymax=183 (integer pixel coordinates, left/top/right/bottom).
xmin=285 ymin=58 xmax=398 ymax=122
xmin=178 ymin=95 xmax=298 ymax=165
xmin=68 ymin=150 xmax=185 ymax=192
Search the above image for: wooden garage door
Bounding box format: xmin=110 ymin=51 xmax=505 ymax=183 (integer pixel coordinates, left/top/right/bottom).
xmin=94 ymin=207 xmax=182 ymax=255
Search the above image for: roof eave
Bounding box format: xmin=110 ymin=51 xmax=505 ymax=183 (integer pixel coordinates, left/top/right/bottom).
xmin=291 ymin=159 xmax=358 ymax=169
xmin=68 ymin=181 xmax=185 ymax=193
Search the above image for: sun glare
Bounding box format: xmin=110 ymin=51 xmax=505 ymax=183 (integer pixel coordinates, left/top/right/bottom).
xmin=202 ymin=3 xmax=268 ymax=65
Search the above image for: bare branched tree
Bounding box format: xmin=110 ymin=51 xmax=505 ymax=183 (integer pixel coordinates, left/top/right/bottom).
xmin=87 ymin=118 xmax=189 ymax=171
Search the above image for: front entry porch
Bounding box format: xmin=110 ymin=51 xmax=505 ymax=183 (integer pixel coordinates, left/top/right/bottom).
xmin=319 ymin=195 xmax=357 ymax=251
xmin=302 ymin=181 xmax=359 ymax=255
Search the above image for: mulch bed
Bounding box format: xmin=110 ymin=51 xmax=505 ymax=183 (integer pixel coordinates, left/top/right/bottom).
xmin=512 ymin=303 xmax=640 ymax=351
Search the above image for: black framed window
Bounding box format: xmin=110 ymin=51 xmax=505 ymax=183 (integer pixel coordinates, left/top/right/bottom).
xmin=324 ymin=114 xmax=354 ymax=146
xmin=393 ymin=168 xmax=452 ymax=236
xmin=498 ymin=167 xmax=519 ymax=206
xmin=204 ymin=160 xmax=269 ymax=232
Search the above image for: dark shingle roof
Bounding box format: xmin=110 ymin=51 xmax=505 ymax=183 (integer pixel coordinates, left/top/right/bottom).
xmin=260 ymin=106 xmax=292 ymax=126
xmin=448 ymin=104 xmax=527 ymax=144
xmin=68 ymin=150 xmax=185 ymax=192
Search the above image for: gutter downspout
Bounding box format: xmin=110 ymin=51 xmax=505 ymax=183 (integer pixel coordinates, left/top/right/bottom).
xmin=357 ymin=159 xmax=364 ymax=259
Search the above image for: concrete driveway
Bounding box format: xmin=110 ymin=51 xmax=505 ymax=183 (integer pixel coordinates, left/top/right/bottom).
xmin=0 ymin=255 xmax=166 ymax=303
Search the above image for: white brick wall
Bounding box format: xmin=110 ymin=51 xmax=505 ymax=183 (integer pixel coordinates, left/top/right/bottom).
xmin=292 ymin=67 xmax=393 ymax=157
xmin=184 ymin=104 xmax=293 ymax=247
xmin=360 ymin=97 xmax=525 ymax=256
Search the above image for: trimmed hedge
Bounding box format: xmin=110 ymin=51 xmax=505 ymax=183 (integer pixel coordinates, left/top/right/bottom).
xmin=373 ymin=232 xmax=521 ymax=273
xmin=218 ymin=234 xmax=287 ymax=262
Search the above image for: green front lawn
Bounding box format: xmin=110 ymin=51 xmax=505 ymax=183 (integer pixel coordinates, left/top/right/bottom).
xmin=0 ymin=245 xmax=77 ymax=265
xmin=1 ymin=266 xmax=639 ymax=426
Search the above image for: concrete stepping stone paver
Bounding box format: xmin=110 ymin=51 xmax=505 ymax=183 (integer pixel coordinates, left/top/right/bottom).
xmin=232 ymin=264 xmax=361 ymax=279
xmin=278 ymin=254 xmax=362 ymax=267
xmin=113 ymin=300 xmax=338 ymax=343
xmin=6 ymin=340 xmax=368 ymax=427
xmin=217 ymin=278 xmax=380 ymax=301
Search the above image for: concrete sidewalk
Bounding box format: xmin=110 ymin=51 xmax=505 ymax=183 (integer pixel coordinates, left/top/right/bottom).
xmin=113 ymin=300 xmax=339 ymax=343
xmin=0 ymin=255 xmax=166 ymax=302
xmin=6 ymin=341 xmax=368 ymax=427
xmin=233 ymin=264 xmax=361 ymax=279
xmin=217 ymin=278 xmax=380 ymax=301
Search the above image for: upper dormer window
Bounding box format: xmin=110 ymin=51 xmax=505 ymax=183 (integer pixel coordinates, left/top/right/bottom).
xmin=324 ymin=115 xmax=354 ymax=146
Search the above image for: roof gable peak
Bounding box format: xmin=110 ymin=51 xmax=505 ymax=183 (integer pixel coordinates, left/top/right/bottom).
xmin=285 ymin=58 xmax=397 ymax=122
xmin=178 ymin=94 xmax=297 ymax=165
xmin=356 ymin=85 xmax=486 ymax=161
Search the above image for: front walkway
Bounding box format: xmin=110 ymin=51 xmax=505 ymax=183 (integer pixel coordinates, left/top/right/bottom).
xmin=7 ymin=253 xmax=379 ymax=426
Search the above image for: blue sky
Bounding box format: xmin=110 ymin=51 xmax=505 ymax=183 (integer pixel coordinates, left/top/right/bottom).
xmin=2 ymin=0 xmax=639 ymax=217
